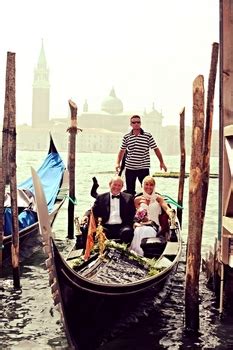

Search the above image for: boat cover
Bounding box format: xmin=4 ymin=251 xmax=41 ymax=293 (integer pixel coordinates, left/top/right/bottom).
xmin=4 ymin=151 xmax=65 ymax=236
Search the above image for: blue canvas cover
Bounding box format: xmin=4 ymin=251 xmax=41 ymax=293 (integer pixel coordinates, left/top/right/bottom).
xmin=4 ymin=151 xmax=65 ymax=236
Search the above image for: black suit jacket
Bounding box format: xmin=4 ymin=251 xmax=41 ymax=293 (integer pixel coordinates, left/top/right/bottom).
xmin=92 ymin=191 xmax=135 ymax=226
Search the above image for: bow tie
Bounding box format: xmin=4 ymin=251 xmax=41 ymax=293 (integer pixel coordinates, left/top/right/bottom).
xmin=112 ymin=194 xmax=120 ymax=199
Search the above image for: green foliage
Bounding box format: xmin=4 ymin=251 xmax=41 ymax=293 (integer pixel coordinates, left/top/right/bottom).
xmin=67 ymin=256 xmax=85 ymax=269
xmin=68 ymin=240 xmax=164 ymax=276
xmin=106 ymin=240 xmax=163 ymax=276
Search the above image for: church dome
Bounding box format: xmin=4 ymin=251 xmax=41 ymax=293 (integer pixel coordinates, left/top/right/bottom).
xmin=101 ymin=88 xmax=123 ymax=114
xmin=145 ymin=102 xmax=163 ymax=121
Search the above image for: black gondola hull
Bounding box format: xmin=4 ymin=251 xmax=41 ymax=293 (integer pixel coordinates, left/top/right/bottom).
xmin=3 ymin=135 xmax=68 ymax=267
xmin=51 ymin=238 xmax=181 ymax=350
xmin=31 ymin=166 xmax=182 ymax=350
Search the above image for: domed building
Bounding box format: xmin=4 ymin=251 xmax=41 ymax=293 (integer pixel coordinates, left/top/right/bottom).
xmin=78 ymin=87 xmax=131 ymax=133
xmin=14 ymin=42 xmax=218 ymax=156
xmin=142 ymin=102 xmax=164 ymax=146
xmin=15 ymin=42 xmax=175 ymax=154
xmin=73 ymin=89 xmax=166 ymax=152
xmin=101 ymin=87 xmax=123 ymax=114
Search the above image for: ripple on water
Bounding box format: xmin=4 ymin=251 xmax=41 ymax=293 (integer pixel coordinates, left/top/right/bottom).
xmin=2 ymin=265 xmax=69 ymax=349
xmin=2 ymin=154 xmax=233 ymax=349
xmin=3 ymin=252 xmax=233 ymax=350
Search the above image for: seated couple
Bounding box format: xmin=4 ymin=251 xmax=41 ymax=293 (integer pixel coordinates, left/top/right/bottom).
xmin=84 ymin=175 xmax=172 ymax=256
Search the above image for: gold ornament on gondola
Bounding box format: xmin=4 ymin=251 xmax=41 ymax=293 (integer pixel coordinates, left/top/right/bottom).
xmin=74 ymin=216 xmax=81 ymax=235
xmin=95 ymin=217 xmax=107 ymax=258
xmin=168 ymin=209 xmax=176 ymax=229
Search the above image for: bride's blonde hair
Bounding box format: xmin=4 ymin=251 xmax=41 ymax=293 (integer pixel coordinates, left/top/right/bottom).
xmin=142 ymin=176 xmax=157 ymax=200
xmin=142 ymin=175 xmax=156 ymax=187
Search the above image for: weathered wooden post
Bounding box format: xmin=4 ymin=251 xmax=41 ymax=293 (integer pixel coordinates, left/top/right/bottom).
xmin=201 ymin=42 xmax=219 ymax=218
xmin=218 ymin=0 xmax=233 ymax=312
xmin=2 ymin=67 xmax=10 ymax=187
xmin=0 ymin=52 xmax=11 ymax=270
xmin=67 ymin=100 xmax=78 ymax=239
xmin=6 ymin=52 xmax=20 ymax=288
xmin=185 ymin=75 xmax=205 ymax=331
xmin=200 ymin=43 xmax=219 ymax=298
xmin=177 ymin=107 xmax=185 ymax=227
xmin=0 ymin=147 xmax=3 ymax=270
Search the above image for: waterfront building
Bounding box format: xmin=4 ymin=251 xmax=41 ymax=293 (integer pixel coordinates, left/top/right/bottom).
xmin=13 ymin=42 xmax=218 ymax=157
xmin=32 ymin=39 xmax=50 ymax=128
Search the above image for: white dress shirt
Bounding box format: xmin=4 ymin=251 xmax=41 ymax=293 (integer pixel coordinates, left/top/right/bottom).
xmin=106 ymin=193 xmax=122 ymax=224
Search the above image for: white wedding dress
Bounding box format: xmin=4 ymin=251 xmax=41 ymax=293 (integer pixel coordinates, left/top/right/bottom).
xmin=130 ymin=197 xmax=162 ymax=256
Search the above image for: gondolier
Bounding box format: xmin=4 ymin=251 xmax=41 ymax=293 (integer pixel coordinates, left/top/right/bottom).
xmin=115 ymin=115 xmax=167 ymax=195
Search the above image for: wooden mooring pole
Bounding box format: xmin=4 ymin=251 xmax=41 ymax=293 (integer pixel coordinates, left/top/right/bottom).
xmin=185 ymin=42 xmax=219 ymax=330
xmin=6 ymin=52 xmax=21 ymax=288
xmin=1 ymin=52 xmax=12 ymax=271
xmin=1 ymin=61 xmax=10 ymax=271
xmin=67 ymin=100 xmax=78 ymax=239
xmin=177 ymin=107 xmax=185 ymax=228
xmin=185 ymin=75 xmax=205 ymax=331
xmin=0 ymin=147 xmax=3 ymax=271
xmin=201 ymin=42 xmax=219 ymax=218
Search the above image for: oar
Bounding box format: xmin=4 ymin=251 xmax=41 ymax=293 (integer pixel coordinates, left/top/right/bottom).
xmin=31 ymin=167 xmax=62 ymax=312
xmin=118 ymin=151 xmax=127 ymax=177
xmin=31 ymin=167 xmax=53 ymax=254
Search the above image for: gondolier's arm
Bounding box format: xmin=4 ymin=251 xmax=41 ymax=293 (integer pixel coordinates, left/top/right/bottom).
xmin=153 ymin=148 xmax=167 ymax=172
xmin=115 ymin=149 xmax=126 ymax=174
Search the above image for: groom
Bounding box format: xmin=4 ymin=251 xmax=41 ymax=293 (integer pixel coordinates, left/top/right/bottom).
xmin=92 ymin=176 xmax=135 ymax=243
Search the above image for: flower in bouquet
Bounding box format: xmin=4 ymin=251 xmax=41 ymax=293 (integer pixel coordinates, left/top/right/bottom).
xmin=134 ymin=208 xmax=148 ymax=222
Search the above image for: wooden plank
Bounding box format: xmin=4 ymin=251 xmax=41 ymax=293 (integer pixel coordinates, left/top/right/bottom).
xmin=219 ymin=2 xmax=233 ymax=299
xmin=222 ymin=216 xmax=233 ymax=235
xmin=220 ymin=0 xmax=233 ymax=231
xmin=163 ymin=242 xmax=180 ymax=256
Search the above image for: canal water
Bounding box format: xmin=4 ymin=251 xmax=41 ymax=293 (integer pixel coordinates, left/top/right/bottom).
xmin=2 ymin=150 xmax=233 ymax=349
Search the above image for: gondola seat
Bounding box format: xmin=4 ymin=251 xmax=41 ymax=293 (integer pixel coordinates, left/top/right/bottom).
xmin=140 ymin=236 xmax=167 ymax=258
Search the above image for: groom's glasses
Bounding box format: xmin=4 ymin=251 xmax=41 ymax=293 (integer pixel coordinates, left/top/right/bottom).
xmin=131 ymin=121 xmax=141 ymax=124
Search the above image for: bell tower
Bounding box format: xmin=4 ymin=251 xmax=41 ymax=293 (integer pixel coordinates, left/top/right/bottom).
xmin=32 ymin=39 xmax=50 ymax=127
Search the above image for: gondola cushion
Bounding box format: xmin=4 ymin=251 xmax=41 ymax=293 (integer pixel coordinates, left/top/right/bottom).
xmin=140 ymin=236 xmax=167 ymax=258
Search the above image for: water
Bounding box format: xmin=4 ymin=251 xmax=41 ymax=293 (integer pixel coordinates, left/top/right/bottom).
xmin=2 ymin=151 xmax=233 ymax=349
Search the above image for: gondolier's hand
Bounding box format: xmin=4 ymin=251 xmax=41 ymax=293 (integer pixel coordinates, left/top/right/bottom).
xmin=133 ymin=222 xmax=142 ymax=229
xmin=81 ymin=215 xmax=88 ymax=224
xmin=160 ymin=162 xmax=167 ymax=172
xmin=166 ymin=208 xmax=176 ymax=219
xmin=115 ymin=163 xmax=121 ymax=174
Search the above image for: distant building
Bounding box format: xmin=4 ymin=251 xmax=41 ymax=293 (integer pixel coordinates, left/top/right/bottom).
xmin=15 ymin=42 xmax=218 ymax=157
xmin=32 ymin=39 xmax=50 ymax=128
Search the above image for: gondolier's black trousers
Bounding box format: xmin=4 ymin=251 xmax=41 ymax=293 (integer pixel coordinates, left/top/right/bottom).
xmin=125 ymin=168 xmax=149 ymax=195
xmin=103 ymin=224 xmax=134 ymax=244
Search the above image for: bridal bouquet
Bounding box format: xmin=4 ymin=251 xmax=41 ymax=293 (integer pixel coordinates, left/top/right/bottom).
xmin=134 ymin=207 xmax=159 ymax=232
xmin=134 ymin=208 xmax=148 ymax=223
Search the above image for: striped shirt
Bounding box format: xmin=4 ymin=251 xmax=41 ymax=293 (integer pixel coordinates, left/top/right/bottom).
xmin=120 ymin=129 xmax=158 ymax=170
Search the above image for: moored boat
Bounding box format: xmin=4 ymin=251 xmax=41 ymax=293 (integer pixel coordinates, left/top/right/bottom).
xmin=32 ymin=169 xmax=182 ymax=350
xmin=3 ymin=135 xmax=68 ymax=266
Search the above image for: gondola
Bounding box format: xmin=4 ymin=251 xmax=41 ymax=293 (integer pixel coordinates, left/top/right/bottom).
xmin=32 ymin=169 xmax=182 ymax=350
xmin=3 ymin=135 xmax=68 ymax=266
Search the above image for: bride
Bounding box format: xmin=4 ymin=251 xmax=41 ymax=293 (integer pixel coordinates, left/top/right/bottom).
xmin=129 ymin=175 xmax=172 ymax=256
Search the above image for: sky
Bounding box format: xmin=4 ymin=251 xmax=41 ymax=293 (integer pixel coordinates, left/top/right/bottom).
xmin=0 ymin=0 xmax=219 ymax=128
